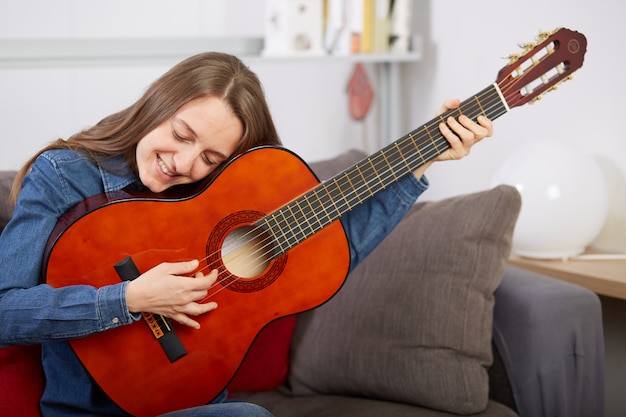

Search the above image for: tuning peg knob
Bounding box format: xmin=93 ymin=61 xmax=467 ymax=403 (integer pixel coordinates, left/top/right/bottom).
xmin=507 ymin=52 xmax=522 ymax=63
xmin=537 ymin=31 xmax=551 ymax=41
xmin=520 ymin=41 xmax=537 ymax=52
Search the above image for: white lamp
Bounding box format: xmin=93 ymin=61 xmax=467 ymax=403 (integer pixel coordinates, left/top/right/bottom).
xmin=491 ymin=141 xmax=609 ymax=259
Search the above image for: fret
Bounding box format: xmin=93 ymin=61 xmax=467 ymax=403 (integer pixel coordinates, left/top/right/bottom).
xmin=261 ymin=216 xmax=285 ymax=253
xmin=473 ymin=95 xmax=486 ymax=116
xmin=301 ymin=193 xmax=323 ymax=232
xmin=394 ymin=142 xmax=412 ymax=173
xmin=311 ymin=188 xmax=331 ymax=224
xmin=372 ymin=162 xmax=388 ymax=195
xmin=318 ymin=187 xmax=340 ymax=224
xmin=333 ymin=177 xmax=352 ymax=211
xmin=355 ymin=163 xmax=373 ymax=198
xmin=285 ymin=205 xmax=306 ymax=245
xmin=428 ymin=120 xmax=444 ymax=154
xmin=293 ymin=198 xmax=314 ymax=237
xmin=367 ymin=154 xmax=388 ymax=189
xmin=380 ymin=150 xmax=398 ymax=182
xmin=277 ymin=208 xmax=298 ymax=247
xmin=406 ymin=132 xmax=425 ymax=163
xmin=268 ymin=212 xmax=288 ymax=250
xmin=322 ymin=183 xmax=341 ymax=219
xmin=258 ymin=83 xmax=509 ymax=255
xmin=342 ymin=171 xmax=363 ymax=205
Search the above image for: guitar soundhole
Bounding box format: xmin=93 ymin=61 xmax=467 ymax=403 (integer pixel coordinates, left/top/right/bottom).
xmin=206 ymin=211 xmax=287 ymax=293
xmin=222 ymin=225 xmax=273 ymax=278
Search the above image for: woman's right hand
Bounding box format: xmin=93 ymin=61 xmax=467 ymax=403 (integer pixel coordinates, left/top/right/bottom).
xmin=125 ymin=259 xmax=218 ymax=329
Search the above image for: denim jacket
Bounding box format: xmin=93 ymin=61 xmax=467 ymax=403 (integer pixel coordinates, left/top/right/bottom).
xmin=0 ymin=148 xmax=427 ymax=416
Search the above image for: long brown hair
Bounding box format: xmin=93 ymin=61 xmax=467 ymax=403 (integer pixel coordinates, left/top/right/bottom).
xmin=9 ymin=52 xmax=281 ymax=205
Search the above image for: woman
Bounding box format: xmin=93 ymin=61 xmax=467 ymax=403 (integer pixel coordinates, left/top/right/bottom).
xmin=0 ymin=52 xmax=492 ymax=416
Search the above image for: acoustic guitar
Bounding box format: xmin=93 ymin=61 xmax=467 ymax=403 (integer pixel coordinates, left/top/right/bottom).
xmin=44 ymin=28 xmax=587 ymax=416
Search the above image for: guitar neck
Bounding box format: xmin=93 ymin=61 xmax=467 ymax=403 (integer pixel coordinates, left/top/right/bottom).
xmin=260 ymin=83 xmax=509 ymax=255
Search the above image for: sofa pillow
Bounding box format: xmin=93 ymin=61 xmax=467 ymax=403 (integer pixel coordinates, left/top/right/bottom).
xmin=285 ymin=180 xmax=521 ymax=414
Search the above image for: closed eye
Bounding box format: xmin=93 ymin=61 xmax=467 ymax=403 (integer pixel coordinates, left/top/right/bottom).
xmin=172 ymin=128 xmax=190 ymax=143
xmin=201 ymin=153 xmax=218 ymax=166
xmin=170 ymin=116 xmax=228 ymax=167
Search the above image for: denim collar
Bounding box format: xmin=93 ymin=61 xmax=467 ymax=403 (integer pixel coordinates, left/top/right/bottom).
xmin=97 ymin=156 xmax=140 ymax=193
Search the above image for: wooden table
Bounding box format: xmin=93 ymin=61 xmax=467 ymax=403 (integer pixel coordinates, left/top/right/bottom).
xmin=508 ymin=251 xmax=626 ymax=300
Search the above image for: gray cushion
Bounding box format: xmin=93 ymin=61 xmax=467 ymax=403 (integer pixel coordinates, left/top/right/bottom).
xmin=285 ymin=152 xmax=521 ymax=414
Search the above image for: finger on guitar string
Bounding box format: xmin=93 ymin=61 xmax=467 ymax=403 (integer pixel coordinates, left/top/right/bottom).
xmin=167 ymin=300 xmax=218 ymax=330
xmin=437 ymin=119 xmax=466 ymax=161
xmin=458 ymin=114 xmax=493 ymax=142
xmin=125 ymin=261 xmax=219 ymax=317
xmin=432 ymin=99 xmax=494 ymax=163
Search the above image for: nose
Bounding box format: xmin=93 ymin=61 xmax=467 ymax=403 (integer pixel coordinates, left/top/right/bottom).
xmin=173 ymin=147 xmax=199 ymax=177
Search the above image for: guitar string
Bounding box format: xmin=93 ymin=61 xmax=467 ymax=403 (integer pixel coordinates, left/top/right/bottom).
xmin=199 ymin=84 xmax=513 ymax=297
xmin=199 ymin=61 xmax=532 ymax=283
xmin=204 ymin=89 xmax=513 ymax=298
xmin=193 ymin=43 xmax=556 ymax=297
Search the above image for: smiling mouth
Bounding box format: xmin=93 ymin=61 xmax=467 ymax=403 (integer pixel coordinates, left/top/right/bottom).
xmin=157 ymin=155 xmax=176 ymax=177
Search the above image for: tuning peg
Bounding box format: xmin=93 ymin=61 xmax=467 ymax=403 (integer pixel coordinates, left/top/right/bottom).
xmin=507 ymin=52 xmax=522 ymax=63
xmin=519 ymin=41 xmax=537 ymax=52
xmin=537 ymin=31 xmax=552 ymax=41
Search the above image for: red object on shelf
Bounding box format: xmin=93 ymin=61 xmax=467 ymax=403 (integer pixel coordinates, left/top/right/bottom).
xmin=347 ymin=63 xmax=373 ymax=120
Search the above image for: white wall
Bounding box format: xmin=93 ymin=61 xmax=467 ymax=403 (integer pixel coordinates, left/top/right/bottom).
xmin=0 ymin=0 xmax=374 ymax=171
xmin=1 ymin=0 xmax=624 ymax=207
xmin=405 ymin=0 xmax=626 ymax=205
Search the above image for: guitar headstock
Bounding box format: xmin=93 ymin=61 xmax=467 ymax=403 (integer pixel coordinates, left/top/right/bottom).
xmin=496 ymin=28 xmax=587 ymax=109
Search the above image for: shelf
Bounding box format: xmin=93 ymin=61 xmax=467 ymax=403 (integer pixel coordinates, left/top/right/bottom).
xmin=257 ymin=44 xmax=422 ymax=64
xmin=508 ymin=250 xmax=626 ymax=300
xmin=0 ymin=37 xmax=265 ymax=68
xmin=0 ymin=37 xmax=421 ymax=68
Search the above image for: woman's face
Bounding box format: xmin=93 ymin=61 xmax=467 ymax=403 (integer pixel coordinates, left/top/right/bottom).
xmin=136 ymin=96 xmax=243 ymax=193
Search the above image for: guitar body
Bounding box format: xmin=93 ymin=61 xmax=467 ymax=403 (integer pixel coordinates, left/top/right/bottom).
xmin=43 ymin=147 xmax=351 ymax=416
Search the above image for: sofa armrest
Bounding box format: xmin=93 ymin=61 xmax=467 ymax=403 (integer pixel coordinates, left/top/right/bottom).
xmin=493 ymin=265 xmax=605 ymax=417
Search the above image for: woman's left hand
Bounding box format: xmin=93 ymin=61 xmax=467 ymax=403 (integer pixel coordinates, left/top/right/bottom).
xmin=412 ymin=98 xmax=493 ymax=179
xmin=434 ymin=98 xmax=493 ymax=162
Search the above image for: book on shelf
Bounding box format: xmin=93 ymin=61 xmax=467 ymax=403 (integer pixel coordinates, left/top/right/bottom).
xmin=389 ymin=0 xmax=412 ymax=53
xmin=263 ymin=0 xmax=413 ymax=57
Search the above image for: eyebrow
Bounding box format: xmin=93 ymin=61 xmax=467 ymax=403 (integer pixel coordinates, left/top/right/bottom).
xmin=174 ymin=116 xmax=229 ymax=160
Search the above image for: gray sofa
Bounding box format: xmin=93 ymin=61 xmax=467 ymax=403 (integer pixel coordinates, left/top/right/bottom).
xmin=0 ymin=150 xmax=605 ymax=417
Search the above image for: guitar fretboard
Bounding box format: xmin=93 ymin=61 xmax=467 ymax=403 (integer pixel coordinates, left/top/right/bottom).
xmin=260 ymin=83 xmax=509 ymax=255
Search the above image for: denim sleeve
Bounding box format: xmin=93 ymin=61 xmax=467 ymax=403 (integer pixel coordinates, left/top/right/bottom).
xmin=341 ymin=173 xmax=429 ymax=272
xmin=0 ymin=156 xmax=137 ymax=347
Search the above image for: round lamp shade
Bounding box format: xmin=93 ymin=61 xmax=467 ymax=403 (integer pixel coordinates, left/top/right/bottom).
xmin=491 ymin=141 xmax=608 ymax=259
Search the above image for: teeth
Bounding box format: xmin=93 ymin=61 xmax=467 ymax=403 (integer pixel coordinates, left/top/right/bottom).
xmin=157 ymin=156 xmax=175 ymax=176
